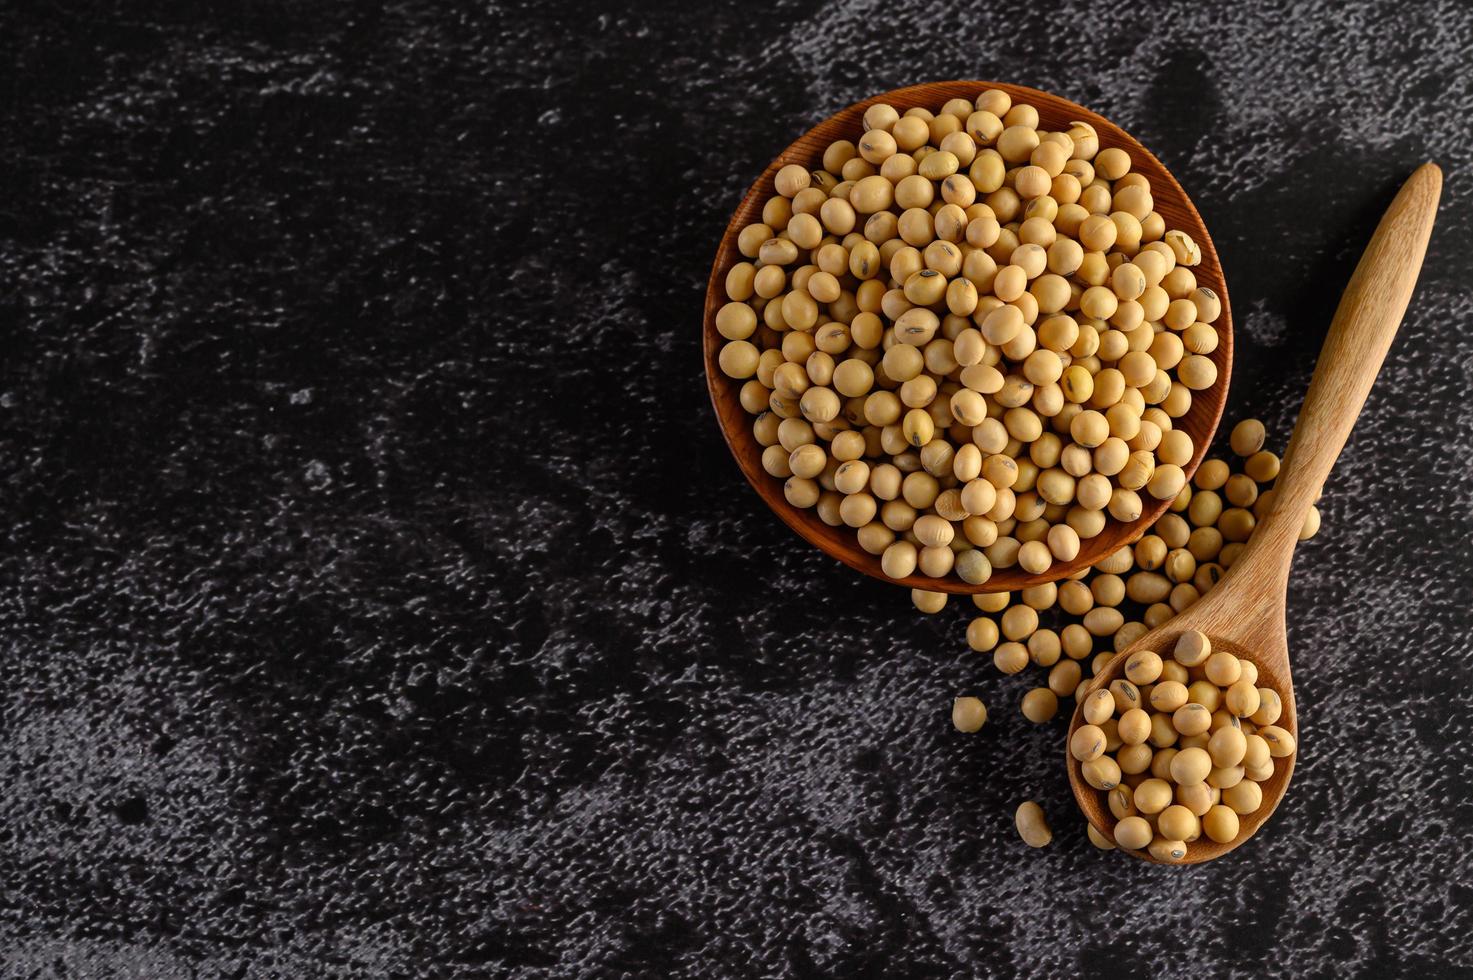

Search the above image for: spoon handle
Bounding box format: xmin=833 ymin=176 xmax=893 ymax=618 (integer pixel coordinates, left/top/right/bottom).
xmin=1244 ymin=163 xmax=1442 ymax=565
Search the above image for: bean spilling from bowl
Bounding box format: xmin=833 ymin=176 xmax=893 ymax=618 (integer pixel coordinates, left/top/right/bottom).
xmin=716 ymin=88 xmax=1224 ymax=585
xmin=943 ymin=419 xmax=1314 ymax=707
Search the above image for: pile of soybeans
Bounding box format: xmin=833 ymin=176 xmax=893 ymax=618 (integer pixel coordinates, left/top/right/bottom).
xmin=714 ymin=88 xmax=1225 ymax=586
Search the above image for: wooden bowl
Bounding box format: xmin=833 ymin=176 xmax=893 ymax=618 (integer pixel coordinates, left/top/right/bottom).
xmin=703 ymin=81 xmax=1233 ymax=593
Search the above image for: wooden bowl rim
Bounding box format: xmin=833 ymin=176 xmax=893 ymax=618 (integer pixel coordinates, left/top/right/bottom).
xmin=703 ymin=80 xmax=1233 ymax=594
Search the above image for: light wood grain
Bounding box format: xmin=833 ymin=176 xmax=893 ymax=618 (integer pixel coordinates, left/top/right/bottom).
xmin=703 ymin=81 xmax=1234 ymax=594
xmin=1067 ymin=163 xmax=1443 ymax=863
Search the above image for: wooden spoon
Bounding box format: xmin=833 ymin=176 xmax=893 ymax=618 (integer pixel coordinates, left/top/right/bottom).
xmin=703 ymin=81 xmax=1234 ymax=593
xmin=1066 ymin=163 xmax=1442 ymax=863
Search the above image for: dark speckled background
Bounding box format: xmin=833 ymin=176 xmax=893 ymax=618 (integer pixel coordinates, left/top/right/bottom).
xmin=1 ymin=0 xmax=1471 ymax=976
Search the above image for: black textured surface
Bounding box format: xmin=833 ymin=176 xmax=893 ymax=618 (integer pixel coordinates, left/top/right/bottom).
xmin=2 ymin=1 xmax=1472 ymax=976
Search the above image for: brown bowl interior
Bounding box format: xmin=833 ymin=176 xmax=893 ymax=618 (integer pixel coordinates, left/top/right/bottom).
xmin=704 ymin=81 xmax=1233 ymax=594
xmin=1065 ymin=630 xmax=1297 ymax=864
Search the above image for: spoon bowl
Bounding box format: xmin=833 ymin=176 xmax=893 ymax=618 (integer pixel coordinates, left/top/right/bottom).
xmin=1068 ymin=618 xmax=1298 ymax=864
xmin=703 ymin=81 xmax=1233 ymax=593
xmin=1067 ymin=163 xmax=1441 ymax=862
